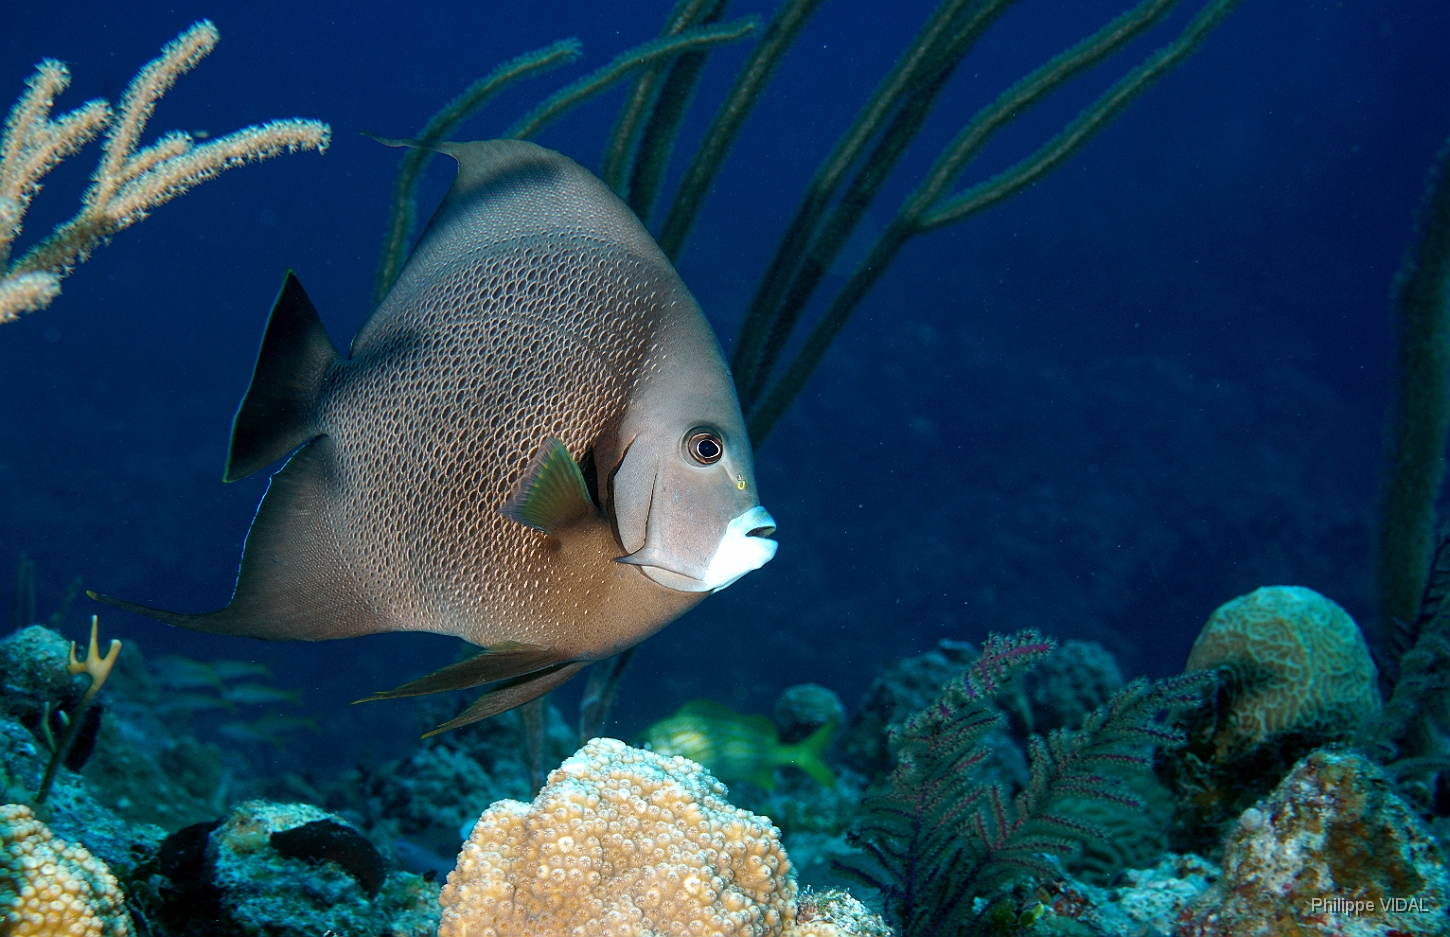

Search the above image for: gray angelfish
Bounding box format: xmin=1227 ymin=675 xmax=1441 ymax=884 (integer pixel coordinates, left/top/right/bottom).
xmin=92 ymin=139 xmax=777 ymax=735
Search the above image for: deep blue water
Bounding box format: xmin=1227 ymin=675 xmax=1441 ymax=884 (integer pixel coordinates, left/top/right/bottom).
xmin=2 ymin=0 xmax=1447 ymax=776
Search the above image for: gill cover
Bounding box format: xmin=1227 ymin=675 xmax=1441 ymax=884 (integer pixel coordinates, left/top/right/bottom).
xmin=612 ymin=419 xmax=777 ymax=593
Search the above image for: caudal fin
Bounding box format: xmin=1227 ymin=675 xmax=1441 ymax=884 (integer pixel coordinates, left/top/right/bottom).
xmin=225 ymin=271 xmax=340 ymax=482
xmin=786 ymin=720 xmax=838 ymax=787
xmin=91 ymin=436 xmax=396 ymax=642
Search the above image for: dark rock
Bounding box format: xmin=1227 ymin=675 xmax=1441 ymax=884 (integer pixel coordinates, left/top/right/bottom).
xmin=271 ymin=818 xmax=386 ymax=896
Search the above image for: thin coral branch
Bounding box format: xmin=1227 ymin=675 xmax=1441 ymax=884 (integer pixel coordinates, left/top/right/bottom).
xmin=741 ymin=0 xmax=1024 ymax=410
xmin=372 ymin=39 xmax=581 ymax=305
xmin=0 ymin=271 xmax=60 ymax=320
xmin=730 ymin=0 xmax=993 ymax=407
xmin=1378 ymin=128 xmax=1450 ymax=634
xmin=37 ymin=616 xmax=120 ymax=804
xmin=920 ymin=0 xmax=1245 ymax=231
xmin=505 ymin=18 xmax=760 ymax=141
xmin=96 ymin=21 xmax=219 ymax=198
xmin=601 ymin=0 xmax=723 ymax=199
xmin=656 ymin=0 xmax=828 ymax=259
xmin=623 ymin=9 xmax=729 ymax=226
xmin=741 ymin=0 xmax=1244 ymax=444
xmin=0 ymin=20 xmax=330 ymax=324
xmin=0 ymin=60 xmax=109 ymax=271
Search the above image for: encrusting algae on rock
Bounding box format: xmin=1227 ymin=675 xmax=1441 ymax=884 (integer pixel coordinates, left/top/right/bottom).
xmin=1178 ymin=750 xmax=1449 ymax=937
xmin=439 ymin=737 xmax=885 ymax=936
xmin=0 ymin=803 xmax=132 ymax=937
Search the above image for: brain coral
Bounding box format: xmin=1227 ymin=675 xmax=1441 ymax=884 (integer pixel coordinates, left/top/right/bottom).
xmin=1185 ymin=586 xmax=1380 ymax=754
xmin=0 ymin=803 xmax=132 ymax=937
xmin=440 ymin=737 xmax=880 ymax=937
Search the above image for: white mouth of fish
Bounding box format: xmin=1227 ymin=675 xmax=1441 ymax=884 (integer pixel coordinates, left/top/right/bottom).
xmin=635 ymin=506 xmax=778 ymax=593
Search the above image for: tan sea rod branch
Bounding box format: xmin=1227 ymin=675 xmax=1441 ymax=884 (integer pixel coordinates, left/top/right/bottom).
xmin=0 ymin=20 xmax=330 ymax=324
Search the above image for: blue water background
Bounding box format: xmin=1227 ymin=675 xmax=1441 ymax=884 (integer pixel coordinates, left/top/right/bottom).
xmin=2 ymin=0 xmax=1446 ymax=775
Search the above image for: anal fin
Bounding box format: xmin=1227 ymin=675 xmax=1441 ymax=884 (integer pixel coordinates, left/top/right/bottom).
xmin=423 ymin=661 xmax=588 ymax=737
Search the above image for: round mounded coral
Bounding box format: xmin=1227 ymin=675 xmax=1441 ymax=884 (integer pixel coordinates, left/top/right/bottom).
xmin=0 ymin=802 xmax=133 ymax=937
xmin=774 ymin=684 xmax=845 ymax=744
xmin=440 ymin=738 xmax=883 ymax=937
xmin=1186 ymin=586 xmax=1380 ymax=755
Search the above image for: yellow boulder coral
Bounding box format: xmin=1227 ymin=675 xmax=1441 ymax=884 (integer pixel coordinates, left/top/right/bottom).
xmin=0 ymin=803 xmax=132 ymax=937
xmin=1186 ymin=586 xmax=1380 ymax=754
xmin=440 ymin=738 xmax=880 ymax=937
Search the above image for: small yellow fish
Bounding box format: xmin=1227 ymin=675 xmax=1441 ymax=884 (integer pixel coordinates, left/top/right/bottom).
xmin=642 ymin=700 xmax=835 ymax=790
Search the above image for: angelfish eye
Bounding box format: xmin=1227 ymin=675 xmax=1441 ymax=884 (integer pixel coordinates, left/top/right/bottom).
xmin=686 ymin=430 xmax=724 ymax=465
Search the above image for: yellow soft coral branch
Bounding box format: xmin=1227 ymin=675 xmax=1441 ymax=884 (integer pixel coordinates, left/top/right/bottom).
xmin=0 ymin=20 xmax=330 ymax=324
xmin=67 ymin=614 xmax=121 ymax=708
xmin=36 ymin=616 xmax=122 ymax=804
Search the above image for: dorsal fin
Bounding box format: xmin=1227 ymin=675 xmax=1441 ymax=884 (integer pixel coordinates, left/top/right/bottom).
xmin=225 ymin=271 xmax=340 ymax=482
xmin=501 ymin=438 xmax=596 ymax=534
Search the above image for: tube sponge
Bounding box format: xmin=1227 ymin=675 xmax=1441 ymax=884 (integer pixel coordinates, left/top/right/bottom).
xmin=439 ymin=737 xmax=881 ymax=936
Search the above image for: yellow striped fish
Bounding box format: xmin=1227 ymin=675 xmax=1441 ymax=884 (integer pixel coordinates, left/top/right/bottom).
xmin=642 ymin=700 xmax=835 ymax=789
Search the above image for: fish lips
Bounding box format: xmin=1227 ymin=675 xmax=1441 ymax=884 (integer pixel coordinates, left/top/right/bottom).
xmin=617 ymin=506 xmax=778 ymax=593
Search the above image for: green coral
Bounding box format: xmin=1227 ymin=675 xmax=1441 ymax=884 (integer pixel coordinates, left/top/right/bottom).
xmin=1185 ymin=586 xmax=1380 ymax=757
xmin=1377 ymin=130 xmax=1450 ymax=633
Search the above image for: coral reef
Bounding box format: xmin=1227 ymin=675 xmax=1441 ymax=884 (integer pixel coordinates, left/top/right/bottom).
xmin=0 ymin=625 xmax=77 ymax=723
xmin=439 ymin=737 xmax=885 ymax=936
xmin=1052 ymin=772 xmax=1177 ymax=887
xmin=1185 ymin=586 xmax=1380 ymax=754
xmin=1165 ymin=587 xmax=1385 ymax=855
xmin=775 ymin=683 xmax=846 ymax=744
xmin=78 ymin=641 xmax=237 ymax=833
xmin=327 ymin=697 xmax=577 ymax=859
xmin=2 ymin=625 xmax=239 ymax=835
xmin=1039 ymin=852 xmax=1219 ymax=936
xmin=145 ymin=800 xmax=438 ymax=937
xmin=0 ymin=626 xmax=169 ymax=879
xmin=840 ymin=631 xmax=1207 ymax=936
xmin=1361 ymin=527 xmax=1450 ymax=825
xmin=1178 ymin=750 xmax=1449 ymax=937
xmin=793 ymin=886 xmax=893 ymax=937
xmin=1028 ymin=640 xmax=1125 ymax=734
xmin=0 ymin=802 xmax=133 ymax=937
xmin=838 ymin=638 xmax=1029 ymax=789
